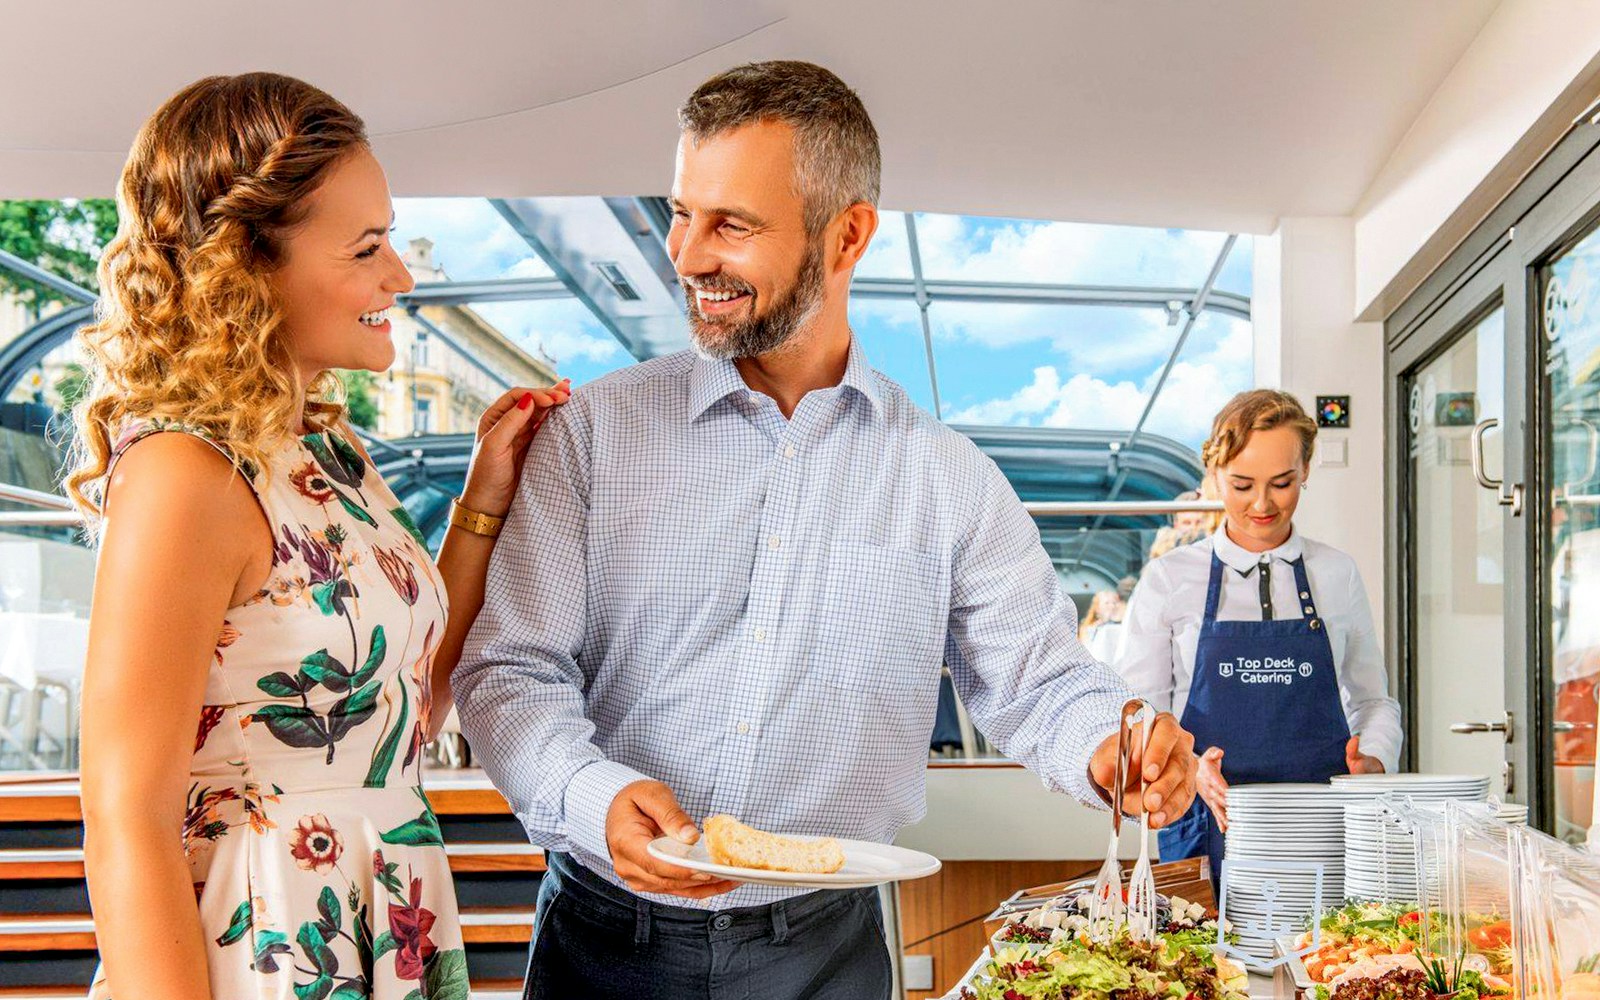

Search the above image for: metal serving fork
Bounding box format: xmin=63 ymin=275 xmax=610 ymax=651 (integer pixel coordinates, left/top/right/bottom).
xmin=1086 ymin=698 xmax=1143 ymax=936
xmin=1125 ymin=702 xmax=1159 ymax=941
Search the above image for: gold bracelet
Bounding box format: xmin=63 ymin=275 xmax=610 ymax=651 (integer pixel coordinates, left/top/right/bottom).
xmin=448 ymin=498 xmax=505 ymax=538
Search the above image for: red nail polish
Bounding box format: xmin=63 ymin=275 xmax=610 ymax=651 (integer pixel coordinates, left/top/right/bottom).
xmin=517 ymin=393 xmax=534 ymax=410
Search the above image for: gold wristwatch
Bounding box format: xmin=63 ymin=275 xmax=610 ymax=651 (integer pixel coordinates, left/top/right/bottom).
xmin=448 ymin=498 xmax=505 ymax=538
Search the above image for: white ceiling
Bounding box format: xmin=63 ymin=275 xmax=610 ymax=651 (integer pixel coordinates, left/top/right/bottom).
xmin=0 ymin=0 xmax=1501 ymax=234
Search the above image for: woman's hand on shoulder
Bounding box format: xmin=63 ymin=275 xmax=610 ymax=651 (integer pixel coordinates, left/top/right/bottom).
xmin=461 ymin=380 xmax=572 ymax=518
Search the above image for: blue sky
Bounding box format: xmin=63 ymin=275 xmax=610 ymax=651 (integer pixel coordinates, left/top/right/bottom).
xmin=390 ymin=198 xmax=1254 ymax=451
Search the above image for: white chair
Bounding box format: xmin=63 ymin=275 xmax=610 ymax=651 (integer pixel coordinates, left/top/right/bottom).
xmin=0 ymin=612 xmax=88 ymax=770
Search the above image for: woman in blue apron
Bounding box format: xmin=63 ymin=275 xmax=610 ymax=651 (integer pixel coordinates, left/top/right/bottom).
xmin=1114 ymin=390 xmax=1403 ymax=878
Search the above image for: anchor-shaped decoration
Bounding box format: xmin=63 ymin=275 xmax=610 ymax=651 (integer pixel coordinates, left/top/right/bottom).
xmin=1215 ymin=859 xmax=1325 ymax=972
xmin=1246 ymin=879 xmax=1295 ymax=937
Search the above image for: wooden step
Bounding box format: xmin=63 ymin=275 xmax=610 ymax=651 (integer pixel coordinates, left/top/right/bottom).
xmin=459 ymin=907 xmax=536 ymax=944
xmin=0 ymin=907 xmax=536 ymax=951
xmin=0 ymin=780 xmax=516 ymax=823
xmin=0 ymin=844 xmax=544 ymax=879
xmin=0 ymin=915 xmax=95 ymax=951
xmin=0 ymin=848 xmax=83 ymax=879
xmin=446 ymin=841 xmax=545 ymax=873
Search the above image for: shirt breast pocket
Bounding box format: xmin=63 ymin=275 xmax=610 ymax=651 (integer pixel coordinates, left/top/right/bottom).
xmin=816 ymin=539 xmax=949 ymax=695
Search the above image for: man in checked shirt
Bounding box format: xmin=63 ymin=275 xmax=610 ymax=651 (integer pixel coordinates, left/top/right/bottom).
xmin=455 ymin=60 xmax=1200 ymax=1000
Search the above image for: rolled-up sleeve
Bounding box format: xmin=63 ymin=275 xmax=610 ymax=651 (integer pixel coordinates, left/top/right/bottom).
xmin=943 ymin=458 xmax=1131 ymax=807
xmin=1338 ymin=562 xmax=1403 ymax=774
xmin=1113 ymin=564 xmax=1180 ymax=714
xmin=453 ymin=398 xmax=649 ymax=860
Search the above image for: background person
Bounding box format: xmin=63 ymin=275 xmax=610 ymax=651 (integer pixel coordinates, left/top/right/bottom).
xmin=1114 ymin=390 xmax=1401 ymax=877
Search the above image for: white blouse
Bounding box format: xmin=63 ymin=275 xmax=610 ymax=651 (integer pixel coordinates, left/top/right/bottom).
xmin=1113 ymin=525 xmax=1403 ymax=773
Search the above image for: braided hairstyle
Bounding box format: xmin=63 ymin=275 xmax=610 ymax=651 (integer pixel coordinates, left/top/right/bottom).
xmin=1200 ymin=389 xmax=1318 ymax=472
xmin=66 ymin=73 xmax=369 ymax=530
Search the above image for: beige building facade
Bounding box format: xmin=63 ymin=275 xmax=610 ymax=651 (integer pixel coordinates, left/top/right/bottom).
xmin=374 ymin=237 xmax=559 ymax=438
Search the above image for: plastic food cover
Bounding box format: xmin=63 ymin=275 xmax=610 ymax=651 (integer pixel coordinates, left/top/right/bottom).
xmin=1514 ymin=824 xmax=1600 ymax=1000
xmin=1439 ymin=802 xmax=1519 ymax=986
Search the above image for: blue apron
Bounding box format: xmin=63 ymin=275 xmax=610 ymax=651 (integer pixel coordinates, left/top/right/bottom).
xmin=1157 ymin=552 xmax=1349 ymax=875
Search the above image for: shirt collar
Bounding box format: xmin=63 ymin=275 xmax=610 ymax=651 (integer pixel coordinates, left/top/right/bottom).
xmin=687 ymin=336 xmax=884 ymax=422
xmin=1212 ymin=522 xmax=1303 ymax=574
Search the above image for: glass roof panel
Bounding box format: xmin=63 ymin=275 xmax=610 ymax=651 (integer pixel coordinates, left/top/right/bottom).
xmin=1213 ymin=235 xmax=1254 ymax=296
xmin=928 ymin=302 xmax=1251 ymax=451
xmin=470 ymin=298 xmax=633 ymax=388
xmin=391 ymin=197 xmax=555 ymax=280
xmin=855 ymin=210 xmax=914 ymax=279
xmin=913 ymin=212 xmax=1236 ymax=289
xmin=851 ymin=298 xmax=936 ymax=415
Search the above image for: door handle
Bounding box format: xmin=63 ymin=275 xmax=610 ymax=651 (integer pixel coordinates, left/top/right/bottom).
xmin=1470 ymin=419 xmax=1525 ymax=516
xmin=1450 ymin=711 xmax=1514 ymax=743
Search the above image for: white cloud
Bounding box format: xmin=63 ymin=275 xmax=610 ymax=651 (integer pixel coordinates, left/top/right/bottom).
xmin=471 ymin=300 xmax=622 ymax=367
xmin=392 ymin=197 xmax=553 ymax=280
xmin=867 ymin=213 xmax=1253 ymax=378
xmin=946 ymin=314 xmax=1254 ymax=448
xmin=912 ymin=213 xmax=1231 ymax=287
xmin=502 ymin=256 xmax=557 ymax=279
xmin=534 ymin=326 xmax=624 ymax=364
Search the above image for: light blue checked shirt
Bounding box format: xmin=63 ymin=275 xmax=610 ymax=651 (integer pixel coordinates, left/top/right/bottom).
xmin=454 ymin=339 xmax=1133 ymax=908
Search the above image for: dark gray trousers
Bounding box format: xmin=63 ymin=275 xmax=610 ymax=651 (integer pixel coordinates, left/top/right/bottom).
xmin=523 ymin=852 xmax=893 ymax=1000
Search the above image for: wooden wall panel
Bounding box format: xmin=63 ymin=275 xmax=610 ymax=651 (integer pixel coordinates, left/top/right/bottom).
xmin=897 ymin=859 xmax=1099 ymax=999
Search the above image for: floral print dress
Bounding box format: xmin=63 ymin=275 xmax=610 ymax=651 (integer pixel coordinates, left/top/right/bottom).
xmin=89 ymin=418 xmax=466 ymax=1000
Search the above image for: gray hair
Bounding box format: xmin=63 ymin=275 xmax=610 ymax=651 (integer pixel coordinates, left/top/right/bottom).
xmin=678 ymin=61 xmax=881 ymax=236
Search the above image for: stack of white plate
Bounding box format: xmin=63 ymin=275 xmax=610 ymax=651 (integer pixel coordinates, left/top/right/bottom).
xmin=1343 ymin=801 xmax=1423 ymax=900
xmin=1223 ymin=784 xmax=1353 ymax=962
xmin=1335 ymin=774 xmax=1492 ymax=901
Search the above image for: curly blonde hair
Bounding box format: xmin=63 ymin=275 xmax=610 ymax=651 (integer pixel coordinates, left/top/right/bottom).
xmin=65 ymin=72 xmax=369 ymax=529
xmin=1200 ymin=389 xmax=1318 ymax=472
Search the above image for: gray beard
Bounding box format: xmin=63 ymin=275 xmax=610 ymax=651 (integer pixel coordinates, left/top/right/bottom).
xmin=685 ymin=241 xmax=826 ymax=362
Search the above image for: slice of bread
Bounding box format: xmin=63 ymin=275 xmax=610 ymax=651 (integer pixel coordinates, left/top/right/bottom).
xmin=702 ymin=815 xmax=846 ymax=874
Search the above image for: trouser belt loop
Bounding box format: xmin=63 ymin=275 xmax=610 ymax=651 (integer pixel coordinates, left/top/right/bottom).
xmin=770 ymin=898 xmax=790 ymax=945
xmin=634 ymin=896 xmax=652 ymax=947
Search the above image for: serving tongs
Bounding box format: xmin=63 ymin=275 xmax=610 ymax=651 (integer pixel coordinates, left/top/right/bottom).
xmin=1087 ymin=698 xmax=1143 ymax=936
xmin=1125 ymin=703 xmax=1158 ymax=942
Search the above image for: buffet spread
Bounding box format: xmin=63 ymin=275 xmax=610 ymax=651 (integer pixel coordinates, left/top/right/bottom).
xmin=945 ymin=770 xmax=1600 ymax=1000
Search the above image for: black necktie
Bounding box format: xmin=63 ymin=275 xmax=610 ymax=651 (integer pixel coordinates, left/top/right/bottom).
xmin=1257 ymin=559 xmax=1273 ymax=619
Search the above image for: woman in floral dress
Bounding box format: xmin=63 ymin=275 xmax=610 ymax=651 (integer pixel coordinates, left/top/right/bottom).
xmin=66 ymin=74 xmax=570 ymax=1000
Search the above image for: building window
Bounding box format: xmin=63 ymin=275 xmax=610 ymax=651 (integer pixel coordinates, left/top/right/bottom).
xmin=415 ymin=397 xmax=432 ymax=434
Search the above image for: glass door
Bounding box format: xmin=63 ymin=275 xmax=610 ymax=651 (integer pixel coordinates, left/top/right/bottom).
xmin=1539 ymin=230 xmax=1600 ymax=843
xmin=1390 ymin=119 xmax=1600 ymax=834
xmin=1405 ymin=305 xmax=1512 ymax=794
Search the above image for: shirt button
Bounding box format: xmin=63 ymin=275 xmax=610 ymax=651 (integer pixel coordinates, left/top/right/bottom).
xmin=736 ymin=722 xmax=751 ymax=735
xmin=713 ymin=914 xmax=734 ymax=931
xmin=1300 ymin=591 xmax=1310 ymax=599
xmin=748 ymin=392 xmax=762 ymax=404
xmin=784 ymin=444 xmax=797 ymax=459
xmin=754 ymin=627 xmax=767 ymax=643
xmin=768 ymin=535 xmax=781 ymax=550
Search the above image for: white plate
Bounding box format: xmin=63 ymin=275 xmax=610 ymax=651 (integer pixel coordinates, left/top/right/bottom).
xmin=1330 ymin=773 xmax=1488 ymax=783
xmin=646 ymin=835 xmax=941 ymax=889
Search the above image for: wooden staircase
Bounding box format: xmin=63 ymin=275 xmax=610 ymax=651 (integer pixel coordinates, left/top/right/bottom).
xmin=0 ymin=774 xmax=540 ymax=996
